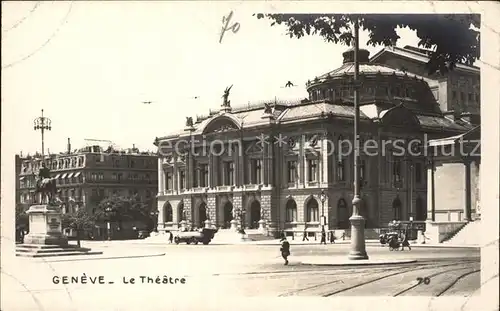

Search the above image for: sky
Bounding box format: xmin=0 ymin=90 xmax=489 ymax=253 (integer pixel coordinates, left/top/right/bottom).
xmin=3 ymin=1 xmax=432 ymax=156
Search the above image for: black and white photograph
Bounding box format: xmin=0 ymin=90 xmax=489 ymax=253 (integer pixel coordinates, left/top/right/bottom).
xmin=1 ymin=1 xmax=499 ymax=311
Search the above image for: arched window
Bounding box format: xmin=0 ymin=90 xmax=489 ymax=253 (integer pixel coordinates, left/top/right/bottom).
xmin=285 ymin=199 xmax=297 ymax=222
xmin=337 ymin=198 xmax=349 ymax=229
xmin=177 ymin=202 xmax=184 ymax=222
xmin=163 ymin=202 xmax=173 ymax=222
xmin=306 ymin=197 xmax=319 ymax=222
xmin=392 ymin=198 xmax=402 ymax=221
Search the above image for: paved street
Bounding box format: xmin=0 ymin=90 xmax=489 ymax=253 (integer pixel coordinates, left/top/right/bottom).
xmin=2 ymin=242 xmax=482 ymax=310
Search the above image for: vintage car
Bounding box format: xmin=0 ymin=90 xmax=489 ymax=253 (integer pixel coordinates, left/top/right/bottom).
xmin=174 ymin=228 xmax=218 ymax=245
xmin=379 ymin=231 xmax=400 ymax=245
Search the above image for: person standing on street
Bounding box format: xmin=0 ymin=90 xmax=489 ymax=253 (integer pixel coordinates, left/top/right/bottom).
xmin=280 ymin=237 xmax=291 ymax=265
xmin=401 ymin=231 xmax=412 ymax=251
xmin=320 ymin=229 xmax=327 ymax=245
xmin=330 ymin=231 xmax=336 ymax=244
xmin=168 ymin=231 xmax=173 ymax=243
xmin=302 ymin=228 xmax=309 ymax=241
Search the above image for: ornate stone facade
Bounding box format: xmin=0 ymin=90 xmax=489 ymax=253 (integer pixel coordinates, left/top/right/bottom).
xmin=155 ymin=46 xmax=479 ymax=237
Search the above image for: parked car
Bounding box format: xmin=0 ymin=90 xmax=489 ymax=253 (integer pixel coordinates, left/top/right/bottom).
xmin=379 ymin=231 xmax=399 ymax=245
xmin=174 ymin=228 xmax=218 ymax=245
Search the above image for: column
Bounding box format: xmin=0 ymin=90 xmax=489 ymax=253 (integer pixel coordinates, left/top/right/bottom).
xmin=188 ymin=153 xmax=194 ymax=189
xmin=208 ymin=153 xmax=213 ymax=188
xmin=321 ymin=138 xmax=328 ymax=184
xmin=196 ymin=168 xmax=201 ymax=188
xmin=172 ymin=160 xmax=178 ymax=193
xmin=299 ymin=135 xmax=305 ymax=186
xmin=464 ymin=159 xmax=471 ymax=221
xmin=262 ymin=143 xmax=267 ymax=185
xmin=304 ymin=157 xmax=309 ymax=184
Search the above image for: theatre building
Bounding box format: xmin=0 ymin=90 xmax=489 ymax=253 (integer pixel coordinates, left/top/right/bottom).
xmin=154 ymin=46 xmax=479 ymax=238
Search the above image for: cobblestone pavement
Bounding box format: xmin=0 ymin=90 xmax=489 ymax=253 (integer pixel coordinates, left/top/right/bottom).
xmin=2 ymin=243 xmax=483 ymax=311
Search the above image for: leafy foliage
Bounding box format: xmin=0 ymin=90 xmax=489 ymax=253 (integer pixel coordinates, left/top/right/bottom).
xmin=15 ymin=204 xmax=29 ymax=228
xmin=61 ymin=208 xmax=95 ymax=231
xmin=95 ymin=195 xmax=152 ymax=229
xmin=254 ymin=14 xmax=480 ymax=75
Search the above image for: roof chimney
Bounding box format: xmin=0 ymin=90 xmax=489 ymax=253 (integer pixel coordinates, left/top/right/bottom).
xmin=67 ymin=138 xmax=71 ymax=154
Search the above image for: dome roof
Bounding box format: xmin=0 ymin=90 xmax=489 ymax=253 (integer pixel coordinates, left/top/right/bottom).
xmin=308 ymin=48 xmax=425 ymax=85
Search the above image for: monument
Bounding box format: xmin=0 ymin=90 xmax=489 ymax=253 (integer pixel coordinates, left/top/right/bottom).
xmin=23 ymin=162 xmax=68 ymax=246
xmin=17 ymin=162 xmax=101 ymax=257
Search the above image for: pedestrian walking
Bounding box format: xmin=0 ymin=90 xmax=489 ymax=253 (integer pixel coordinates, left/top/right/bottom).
xmin=320 ymin=229 xmax=326 ymax=245
xmin=329 ymin=231 xmax=336 ymax=244
xmin=168 ymin=231 xmax=173 ymax=243
xmin=400 ymin=232 xmax=411 ymax=251
xmin=280 ymin=237 xmax=291 ymax=265
xmin=302 ymin=229 xmax=309 ymax=241
xmin=341 ymin=232 xmax=345 ymax=241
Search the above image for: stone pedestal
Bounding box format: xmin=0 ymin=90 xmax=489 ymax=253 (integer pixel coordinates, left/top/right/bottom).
xmin=204 ymin=220 xmax=212 ymax=229
xmin=258 ymin=220 xmax=267 ymax=234
xmin=24 ymin=204 xmax=68 ymax=246
xmin=230 ymin=219 xmax=238 ymax=231
xmin=348 ymin=215 xmax=369 ymax=260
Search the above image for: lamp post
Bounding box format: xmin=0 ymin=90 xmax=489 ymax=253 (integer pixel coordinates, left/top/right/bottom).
xmin=150 ymin=209 xmax=159 ymax=232
xmin=239 ymin=208 xmax=247 ymax=233
xmin=33 ymin=109 xmax=52 ymax=159
xmin=105 ymin=204 xmax=113 ymax=241
xmin=348 ymin=19 xmax=369 ymax=260
xmin=319 ymin=189 xmax=327 ymax=232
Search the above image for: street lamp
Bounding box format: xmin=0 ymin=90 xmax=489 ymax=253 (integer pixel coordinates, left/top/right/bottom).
xmin=319 ymin=189 xmax=327 ymax=232
xmin=348 ymin=19 xmax=369 ymax=260
xmin=105 ymin=204 xmax=113 ymax=241
xmin=150 ymin=209 xmax=159 ymax=232
xmin=33 ymin=109 xmax=52 ymax=159
xmin=239 ymin=208 xmax=247 ymax=233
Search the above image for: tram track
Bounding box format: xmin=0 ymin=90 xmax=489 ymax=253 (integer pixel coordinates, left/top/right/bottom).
xmin=275 ymin=260 xmax=478 ymax=297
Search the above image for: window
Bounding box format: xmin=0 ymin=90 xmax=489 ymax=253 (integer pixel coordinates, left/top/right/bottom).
xmin=118 ymin=173 xmax=123 ymax=181
xmin=468 ymin=93 xmax=473 ymax=101
xmin=287 ymin=160 xmax=297 ymax=183
xmin=179 ymin=170 xmax=186 ymax=189
xmin=307 ymin=159 xmax=318 ymax=182
xmin=393 ymin=158 xmax=402 ymax=184
xmin=224 ymin=161 xmax=234 ymax=185
xmin=285 ymin=200 xmax=297 ymax=222
xmin=112 ymin=173 xmax=117 ymax=181
xmin=306 ymin=198 xmax=319 ymax=222
xmin=200 ymin=164 xmax=208 ymax=187
xmin=337 ymin=158 xmax=345 ymax=181
xmin=452 ymin=91 xmax=457 ymax=100
xmin=392 ymin=198 xmax=402 ymax=221
xmin=166 ymin=171 xmax=173 ymax=190
xmin=130 ymin=159 xmax=135 ymax=168
xmin=415 ymin=162 xmax=422 ymax=183
xmin=251 ymin=159 xmax=262 ymax=184
xmin=193 ymin=169 xmax=199 ymax=188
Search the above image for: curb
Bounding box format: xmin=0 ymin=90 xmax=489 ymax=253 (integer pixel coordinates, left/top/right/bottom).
xmin=298 ymin=258 xmax=418 ymax=266
xmin=36 ymin=252 xmax=166 ymax=262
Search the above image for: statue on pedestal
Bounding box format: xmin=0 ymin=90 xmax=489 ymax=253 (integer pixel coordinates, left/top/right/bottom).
xmin=35 ymin=162 xmax=57 ymax=205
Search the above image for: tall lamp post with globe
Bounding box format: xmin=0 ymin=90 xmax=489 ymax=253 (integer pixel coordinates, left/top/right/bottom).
xmin=319 ymin=190 xmax=327 ymax=232
xmin=105 ymin=204 xmax=113 ymax=241
xmin=33 ymin=109 xmax=52 ymax=159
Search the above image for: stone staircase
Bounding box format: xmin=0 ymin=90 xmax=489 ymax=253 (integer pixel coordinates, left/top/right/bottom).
xmin=443 ymin=220 xmax=481 ymax=246
xmin=16 ymin=244 xmax=103 ymax=258
xmin=210 ymin=229 xmax=255 ymax=244
xmin=246 ymin=229 xmax=274 ymax=241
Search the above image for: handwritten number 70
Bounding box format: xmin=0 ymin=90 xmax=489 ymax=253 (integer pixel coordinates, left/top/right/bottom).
xmin=416 ymin=277 xmax=431 ymax=285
